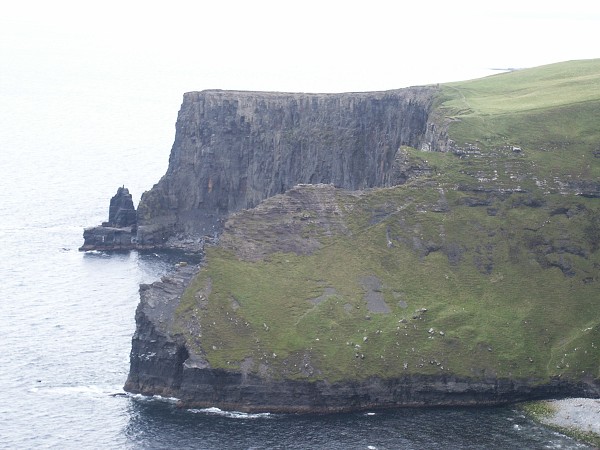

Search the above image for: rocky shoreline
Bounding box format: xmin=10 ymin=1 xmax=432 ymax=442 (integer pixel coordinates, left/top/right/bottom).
xmin=536 ymin=398 xmax=600 ymax=446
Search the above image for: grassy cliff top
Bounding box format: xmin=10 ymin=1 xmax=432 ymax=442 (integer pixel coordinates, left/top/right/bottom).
xmin=434 ymin=59 xmax=600 ymax=185
xmin=174 ymin=60 xmax=600 ymax=385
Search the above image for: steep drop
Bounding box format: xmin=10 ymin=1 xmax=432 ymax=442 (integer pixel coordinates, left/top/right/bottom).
xmin=135 ymin=87 xmax=445 ymax=248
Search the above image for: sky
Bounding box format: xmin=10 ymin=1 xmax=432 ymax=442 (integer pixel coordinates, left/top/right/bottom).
xmin=2 ymin=0 xmax=600 ymax=94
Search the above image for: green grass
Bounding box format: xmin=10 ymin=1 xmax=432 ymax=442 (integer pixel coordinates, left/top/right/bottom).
xmin=436 ymin=59 xmax=600 ymax=182
xmin=520 ymin=400 xmax=557 ymax=419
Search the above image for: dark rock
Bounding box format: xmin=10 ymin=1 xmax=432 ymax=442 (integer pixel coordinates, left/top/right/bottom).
xmin=135 ymin=88 xmax=447 ymax=249
xmin=80 ymin=226 xmax=136 ymax=251
xmin=574 ymin=182 xmax=600 ymax=198
xmin=107 ymin=186 xmax=136 ymax=227
xmin=445 ymin=243 xmax=465 ymax=265
xmin=124 ymin=264 xmax=200 ymax=397
xmin=79 ymin=186 xmax=137 ymax=251
xmin=461 ymin=197 xmax=492 ymax=207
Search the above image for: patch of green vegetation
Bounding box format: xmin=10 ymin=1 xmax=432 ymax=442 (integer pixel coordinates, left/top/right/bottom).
xmin=437 ymin=59 xmax=600 ymax=182
xmin=520 ymin=400 xmax=557 ymax=419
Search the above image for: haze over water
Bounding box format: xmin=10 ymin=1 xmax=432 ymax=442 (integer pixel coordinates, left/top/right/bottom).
xmin=1 ymin=2 xmax=599 ymax=448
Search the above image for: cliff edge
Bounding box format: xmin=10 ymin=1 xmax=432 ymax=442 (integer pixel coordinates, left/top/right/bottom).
xmin=134 ymin=87 xmax=445 ymax=250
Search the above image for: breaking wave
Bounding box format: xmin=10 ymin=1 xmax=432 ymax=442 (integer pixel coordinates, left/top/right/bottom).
xmin=188 ymin=406 xmax=272 ymax=419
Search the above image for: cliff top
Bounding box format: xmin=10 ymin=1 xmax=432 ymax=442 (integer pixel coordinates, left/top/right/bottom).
xmin=183 ymin=85 xmax=437 ymax=100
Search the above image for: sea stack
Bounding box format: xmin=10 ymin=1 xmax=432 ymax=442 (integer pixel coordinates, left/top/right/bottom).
xmin=79 ymin=186 xmax=137 ymax=251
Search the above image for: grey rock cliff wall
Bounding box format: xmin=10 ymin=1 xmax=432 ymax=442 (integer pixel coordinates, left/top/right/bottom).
xmin=135 ymin=87 xmax=445 ymax=248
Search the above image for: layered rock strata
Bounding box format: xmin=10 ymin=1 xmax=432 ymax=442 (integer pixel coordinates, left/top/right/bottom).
xmin=134 ymin=87 xmax=445 ymax=249
xmin=124 ymin=263 xmax=199 ymax=398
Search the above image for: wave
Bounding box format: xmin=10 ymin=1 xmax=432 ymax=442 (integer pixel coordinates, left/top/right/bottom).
xmin=83 ymin=250 xmax=110 ymax=257
xmin=129 ymin=393 xmax=180 ymax=404
xmin=188 ymin=406 xmax=272 ymax=419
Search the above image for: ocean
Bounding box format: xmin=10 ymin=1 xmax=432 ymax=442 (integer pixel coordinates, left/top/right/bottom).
xmin=0 ymin=49 xmax=593 ymax=449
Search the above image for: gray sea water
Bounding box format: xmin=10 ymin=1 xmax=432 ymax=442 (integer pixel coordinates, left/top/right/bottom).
xmin=0 ymin=48 xmax=593 ymax=450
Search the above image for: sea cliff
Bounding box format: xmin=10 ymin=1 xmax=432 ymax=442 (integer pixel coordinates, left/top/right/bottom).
xmin=133 ymin=87 xmax=445 ymax=249
xmin=117 ymin=60 xmax=600 ymax=412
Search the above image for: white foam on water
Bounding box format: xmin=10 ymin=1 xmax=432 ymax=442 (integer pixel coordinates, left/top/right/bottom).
xmin=188 ymin=406 xmax=272 ymax=419
xmin=83 ymin=250 xmax=110 ymax=257
xmin=129 ymin=393 xmax=180 ymax=404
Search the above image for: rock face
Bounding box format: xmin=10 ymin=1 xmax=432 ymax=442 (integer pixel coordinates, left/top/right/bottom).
xmin=124 ymin=264 xmax=198 ymax=398
xmin=79 ymin=186 xmax=137 ymax=251
xmin=135 ymin=87 xmax=445 ymax=248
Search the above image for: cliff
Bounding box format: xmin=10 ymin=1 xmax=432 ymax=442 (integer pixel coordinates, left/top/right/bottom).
xmin=135 ymin=87 xmax=445 ymax=249
xmin=122 ymin=59 xmax=600 ymax=412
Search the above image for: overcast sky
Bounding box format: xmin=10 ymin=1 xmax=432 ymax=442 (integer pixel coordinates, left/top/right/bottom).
xmin=2 ymin=0 xmax=599 ymax=93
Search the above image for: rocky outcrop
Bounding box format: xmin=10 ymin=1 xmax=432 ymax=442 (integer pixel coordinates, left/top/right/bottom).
xmin=218 ymin=183 xmax=350 ymax=261
xmin=79 ymin=186 xmax=137 ymax=251
xmin=135 ymin=87 xmax=445 ymax=249
xmin=105 ymin=186 xmax=136 ymax=227
xmin=124 ymin=263 xmax=199 ymax=397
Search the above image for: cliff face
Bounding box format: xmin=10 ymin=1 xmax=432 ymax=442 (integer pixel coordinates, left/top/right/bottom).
xmin=124 ymin=265 xmax=197 ymax=398
xmin=135 ymin=87 xmax=444 ymax=247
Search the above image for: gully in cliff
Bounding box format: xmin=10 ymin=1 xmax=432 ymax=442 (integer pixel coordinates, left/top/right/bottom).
xmin=79 ymin=186 xmax=138 ymax=251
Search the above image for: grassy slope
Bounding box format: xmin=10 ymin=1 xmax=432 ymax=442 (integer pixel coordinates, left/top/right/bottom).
xmin=175 ymin=60 xmax=600 ymax=384
xmin=437 ymin=59 xmax=600 ymax=182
